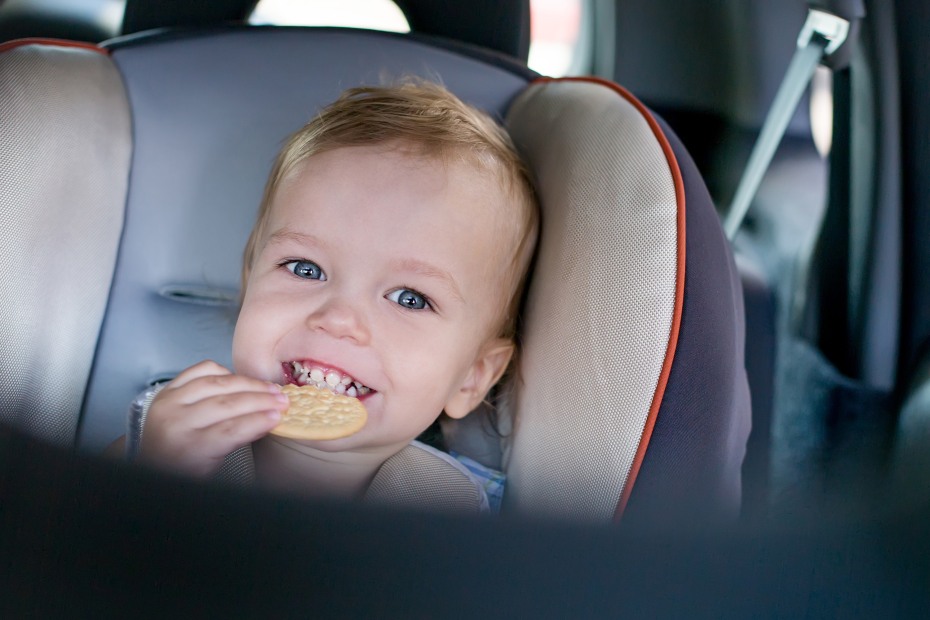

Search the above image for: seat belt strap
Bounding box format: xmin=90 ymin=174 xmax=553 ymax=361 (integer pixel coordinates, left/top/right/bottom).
xmin=724 ymin=9 xmax=851 ymax=239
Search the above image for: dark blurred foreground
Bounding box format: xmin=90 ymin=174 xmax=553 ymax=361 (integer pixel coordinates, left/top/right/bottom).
xmin=1 ymin=425 xmax=928 ymax=618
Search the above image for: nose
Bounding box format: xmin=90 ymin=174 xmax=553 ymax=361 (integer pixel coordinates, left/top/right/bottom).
xmin=305 ymin=295 xmax=371 ymax=345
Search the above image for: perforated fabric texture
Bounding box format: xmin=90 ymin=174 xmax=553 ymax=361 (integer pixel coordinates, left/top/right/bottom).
xmin=365 ymin=443 xmax=486 ymax=514
xmin=503 ymin=80 xmax=680 ymax=521
xmin=0 ymin=43 xmax=130 ymax=446
xmin=214 ymin=445 xmax=257 ymax=486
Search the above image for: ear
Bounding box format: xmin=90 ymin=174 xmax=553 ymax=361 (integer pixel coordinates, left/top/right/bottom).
xmin=444 ymin=338 xmax=515 ymax=420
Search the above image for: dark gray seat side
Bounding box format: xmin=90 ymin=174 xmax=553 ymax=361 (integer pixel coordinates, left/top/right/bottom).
xmin=609 ymin=0 xmax=828 ymax=515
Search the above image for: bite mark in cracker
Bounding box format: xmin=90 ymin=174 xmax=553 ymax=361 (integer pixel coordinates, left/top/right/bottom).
xmin=271 ymin=384 xmax=368 ymax=440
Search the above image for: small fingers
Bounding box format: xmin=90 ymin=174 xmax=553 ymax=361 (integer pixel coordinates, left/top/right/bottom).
xmin=140 ymin=409 xmax=282 ymax=477
xmin=184 ymin=391 xmax=289 ymax=430
xmin=201 ymin=410 xmax=284 ymax=450
xmin=138 ymin=360 xmax=289 ymax=478
xmin=166 ymin=359 xmax=232 ymax=389
xmin=164 ymin=372 xmax=282 ymax=406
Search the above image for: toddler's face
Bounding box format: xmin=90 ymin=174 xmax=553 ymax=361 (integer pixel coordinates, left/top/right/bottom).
xmin=233 ymin=144 xmax=516 ymax=455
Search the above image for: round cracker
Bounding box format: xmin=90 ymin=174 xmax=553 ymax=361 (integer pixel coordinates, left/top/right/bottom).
xmin=270 ymin=384 xmax=368 ymax=440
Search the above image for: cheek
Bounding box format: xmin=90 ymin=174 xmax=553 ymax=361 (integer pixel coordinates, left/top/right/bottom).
xmin=231 ymin=311 xmax=258 ymax=375
xmin=382 ymin=322 xmax=480 ymax=396
xmin=231 ymin=293 xmax=279 ymax=374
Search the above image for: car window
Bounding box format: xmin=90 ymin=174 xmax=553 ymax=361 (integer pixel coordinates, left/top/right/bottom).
xmin=529 ymin=0 xmax=583 ymax=76
xmin=248 ymin=0 xmax=410 ymax=32
xmin=810 ymin=66 xmax=833 ymax=156
xmin=248 ymin=0 xmax=585 ymax=77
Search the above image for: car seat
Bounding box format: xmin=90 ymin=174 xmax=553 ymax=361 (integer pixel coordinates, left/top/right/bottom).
xmin=607 ymin=0 xmax=830 ymax=517
xmin=0 ymin=26 xmax=749 ymax=522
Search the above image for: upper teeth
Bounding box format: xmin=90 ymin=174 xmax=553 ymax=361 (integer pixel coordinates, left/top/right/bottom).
xmin=290 ymin=361 xmax=370 ymax=397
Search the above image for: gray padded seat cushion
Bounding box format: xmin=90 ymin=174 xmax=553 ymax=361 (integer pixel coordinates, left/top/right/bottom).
xmin=78 ymin=27 xmax=532 ymax=451
xmin=0 ymin=40 xmax=131 ymax=445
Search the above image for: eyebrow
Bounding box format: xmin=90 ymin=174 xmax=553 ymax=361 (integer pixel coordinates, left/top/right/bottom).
xmin=265 ymin=228 xmax=328 ymax=250
xmin=391 ymin=257 xmax=465 ymax=304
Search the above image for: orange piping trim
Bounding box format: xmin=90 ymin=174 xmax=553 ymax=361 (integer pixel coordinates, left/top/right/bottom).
xmin=0 ymin=38 xmax=108 ymax=55
xmin=529 ymin=76 xmax=687 ymax=521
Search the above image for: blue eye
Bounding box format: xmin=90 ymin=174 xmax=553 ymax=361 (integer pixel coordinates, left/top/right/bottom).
xmin=284 ymin=260 xmax=326 ymax=281
xmin=387 ymin=288 xmax=430 ymax=310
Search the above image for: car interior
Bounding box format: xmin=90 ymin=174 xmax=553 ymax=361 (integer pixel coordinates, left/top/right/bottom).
xmin=1 ymin=0 xmax=929 ymax=614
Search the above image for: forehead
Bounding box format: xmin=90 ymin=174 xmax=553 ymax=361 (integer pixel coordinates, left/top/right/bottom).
xmin=265 ymin=144 xmax=518 ymax=277
xmin=271 ymin=144 xmax=512 ymax=233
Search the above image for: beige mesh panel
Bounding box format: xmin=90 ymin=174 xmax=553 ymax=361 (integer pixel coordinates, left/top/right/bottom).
xmin=365 ymin=444 xmax=485 ymax=514
xmin=0 ymin=44 xmax=131 ymax=445
xmin=503 ymin=80 xmax=680 ymax=521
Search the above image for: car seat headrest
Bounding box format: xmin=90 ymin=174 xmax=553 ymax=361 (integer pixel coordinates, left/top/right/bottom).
xmin=503 ymin=78 xmax=750 ymax=522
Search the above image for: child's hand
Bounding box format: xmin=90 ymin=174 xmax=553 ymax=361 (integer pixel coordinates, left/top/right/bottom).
xmin=138 ymin=360 xmax=289 ymax=477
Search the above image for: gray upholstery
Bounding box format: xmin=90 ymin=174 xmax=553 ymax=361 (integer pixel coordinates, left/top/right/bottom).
xmin=503 ymin=80 xmax=681 ymax=520
xmin=0 ymin=41 xmax=131 ymax=446
xmin=78 ymin=28 xmax=531 ymax=451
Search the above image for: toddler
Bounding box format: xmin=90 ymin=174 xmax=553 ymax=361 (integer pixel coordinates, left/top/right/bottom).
xmin=127 ymin=82 xmax=538 ymax=512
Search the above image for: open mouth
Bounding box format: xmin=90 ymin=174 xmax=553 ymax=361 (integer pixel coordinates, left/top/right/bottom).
xmin=282 ymin=361 xmax=373 ymax=399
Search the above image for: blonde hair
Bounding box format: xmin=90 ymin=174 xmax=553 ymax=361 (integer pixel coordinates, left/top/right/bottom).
xmin=242 ymin=80 xmax=538 ymax=342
